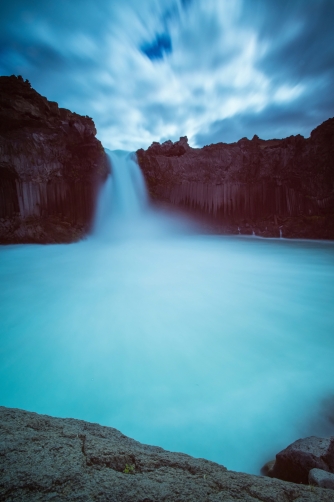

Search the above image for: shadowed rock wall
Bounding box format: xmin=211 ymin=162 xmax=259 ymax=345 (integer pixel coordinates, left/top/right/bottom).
xmin=164 ymin=181 xmax=319 ymax=219
xmin=0 ymin=75 xmax=109 ymax=243
xmin=137 ymin=121 xmax=334 ymax=238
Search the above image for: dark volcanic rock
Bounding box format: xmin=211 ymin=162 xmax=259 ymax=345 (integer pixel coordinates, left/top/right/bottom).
xmin=137 ymin=121 xmax=334 ymax=239
xmin=271 ymin=436 xmax=334 ymax=484
xmin=0 ymin=75 xmax=109 ymax=244
xmin=325 ymin=437 xmax=334 ymax=471
xmin=260 ymin=459 xmax=275 ymax=477
xmin=1 ymin=407 xmax=334 ymax=502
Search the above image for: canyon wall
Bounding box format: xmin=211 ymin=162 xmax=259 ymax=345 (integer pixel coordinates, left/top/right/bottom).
xmin=137 ymin=120 xmax=334 ymax=238
xmin=0 ymin=75 xmax=109 ymax=243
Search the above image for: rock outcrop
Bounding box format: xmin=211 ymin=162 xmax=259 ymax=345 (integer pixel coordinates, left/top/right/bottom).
xmin=270 ymin=436 xmax=334 ymax=485
xmin=137 ymin=120 xmax=334 ymax=239
xmin=0 ymin=75 xmax=109 ymax=244
xmin=1 ymin=407 xmax=333 ymax=502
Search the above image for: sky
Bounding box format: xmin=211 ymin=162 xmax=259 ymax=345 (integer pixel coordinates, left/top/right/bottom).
xmin=1 ymin=0 xmax=334 ymax=150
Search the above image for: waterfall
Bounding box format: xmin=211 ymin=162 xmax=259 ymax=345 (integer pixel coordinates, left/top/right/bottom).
xmin=93 ymin=150 xmax=149 ymax=238
xmin=107 ymin=150 xmax=148 ymax=217
xmin=93 ymin=149 xmax=198 ymax=239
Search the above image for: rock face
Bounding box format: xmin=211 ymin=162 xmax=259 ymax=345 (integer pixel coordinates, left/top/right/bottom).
xmin=271 ymin=436 xmax=334 ymax=485
xmin=1 ymin=407 xmax=333 ymax=502
xmin=0 ymin=75 xmax=109 ymax=244
xmin=137 ymin=120 xmax=334 ymax=239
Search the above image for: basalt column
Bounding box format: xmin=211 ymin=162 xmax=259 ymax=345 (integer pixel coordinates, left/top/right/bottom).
xmin=137 ymin=122 xmax=334 ymax=239
xmin=0 ymin=75 xmax=109 ymax=244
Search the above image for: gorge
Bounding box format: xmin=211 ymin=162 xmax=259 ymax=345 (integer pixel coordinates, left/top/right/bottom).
xmin=1 ymin=78 xmax=334 ymax=500
xmin=1 ymin=76 xmax=334 ymax=243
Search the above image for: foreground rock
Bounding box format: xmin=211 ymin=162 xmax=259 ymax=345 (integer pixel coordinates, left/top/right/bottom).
xmin=137 ymin=120 xmax=334 ymax=239
xmin=1 ymin=407 xmax=333 ymax=501
xmin=271 ymin=436 xmax=334 ymax=485
xmin=309 ymin=469 xmax=334 ymax=489
xmin=0 ymin=75 xmax=109 ymax=244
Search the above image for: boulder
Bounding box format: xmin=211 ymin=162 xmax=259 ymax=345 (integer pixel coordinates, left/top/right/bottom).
xmin=325 ymin=438 xmax=334 ymax=471
xmin=260 ymin=459 xmax=275 ymax=477
xmin=271 ymin=436 xmax=334 ymax=484
xmin=309 ymin=468 xmax=334 ymax=490
xmin=1 ymin=406 xmax=333 ymax=501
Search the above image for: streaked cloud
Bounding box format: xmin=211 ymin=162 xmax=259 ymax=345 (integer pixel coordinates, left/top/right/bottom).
xmin=1 ymin=0 xmax=333 ymax=150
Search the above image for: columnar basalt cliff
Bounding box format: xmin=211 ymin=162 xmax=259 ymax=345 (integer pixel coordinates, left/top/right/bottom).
xmin=137 ymin=120 xmax=334 ymax=238
xmin=0 ymin=75 xmax=109 ymax=243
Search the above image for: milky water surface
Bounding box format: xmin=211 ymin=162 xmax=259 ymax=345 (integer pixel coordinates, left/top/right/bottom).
xmin=1 ymin=152 xmax=334 ymax=474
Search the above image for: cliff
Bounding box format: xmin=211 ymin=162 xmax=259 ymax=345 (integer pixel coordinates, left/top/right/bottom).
xmin=1 ymin=406 xmax=333 ymax=502
xmin=137 ymin=120 xmax=334 ymax=239
xmin=0 ymin=75 xmax=109 ymax=244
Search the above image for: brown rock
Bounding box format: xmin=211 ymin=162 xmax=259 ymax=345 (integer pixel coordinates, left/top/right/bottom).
xmin=0 ymin=75 xmax=109 ymax=244
xmin=271 ymin=436 xmax=333 ymax=484
xmin=260 ymin=459 xmax=276 ymax=477
xmin=137 ymin=119 xmax=334 ymax=239
xmin=325 ymin=438 xmax=334 ymax=471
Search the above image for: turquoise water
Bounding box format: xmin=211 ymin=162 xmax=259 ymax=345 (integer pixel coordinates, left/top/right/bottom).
xmin=1 ymin=151 xmax=334 ymax=473
xmin=1 ymin=233 xmax=334 ymax=473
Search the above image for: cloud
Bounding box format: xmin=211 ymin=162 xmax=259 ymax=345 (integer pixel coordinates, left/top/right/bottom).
xmin=0 ymin=0 xmax=333 ymax=150
xmin=194 ymin=73 xmax=334 ymax=146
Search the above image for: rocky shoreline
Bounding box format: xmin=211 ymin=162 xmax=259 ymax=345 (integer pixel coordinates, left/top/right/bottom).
xmin=0 ymin=406 xmax=333 ymax=501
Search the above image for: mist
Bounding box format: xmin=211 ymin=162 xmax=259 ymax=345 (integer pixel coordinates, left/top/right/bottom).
xmin=1 ymin=152 xmax=333 ymax=474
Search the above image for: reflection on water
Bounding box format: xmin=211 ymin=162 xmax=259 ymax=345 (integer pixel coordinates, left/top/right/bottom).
xmin=1 ymin=151 xmax=334 ymax=474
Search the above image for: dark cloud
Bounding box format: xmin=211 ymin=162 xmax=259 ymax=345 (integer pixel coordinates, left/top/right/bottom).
xmin=195 ymin=86 xmax=334 ymax=147
xmin=241 ymin=0 xmax=334 ymax=82
xmin=1 ymin=0 xmax=111 ymax=36
xmin=181 ymin=0 xmax=192 ymax=6
xmin=0 ymin=0 xmax=333 ymax=150
xmin=10 ymin=41 xmax=66 ymax=70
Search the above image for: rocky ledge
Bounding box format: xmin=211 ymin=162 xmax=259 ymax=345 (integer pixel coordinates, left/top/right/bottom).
xmin=1 ymin=407 xmax=334 ymax=502
xmin=0 ymin=75 xmax=109 ymax=244
xmin=137 ymin=119 xmax=334 ymax=239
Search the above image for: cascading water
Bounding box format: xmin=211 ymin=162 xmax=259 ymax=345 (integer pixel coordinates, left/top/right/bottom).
xmin=94 ymin=150 xmax=148 ymax=238
xmin=94 ymin=149 xmax=195 ymax=240
xmin=0 ymin=151 xmax=334 ymax=474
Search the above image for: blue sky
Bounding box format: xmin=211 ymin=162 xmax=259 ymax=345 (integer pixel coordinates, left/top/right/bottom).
xmin=1 ymin=0 xmax=334 ymax=150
